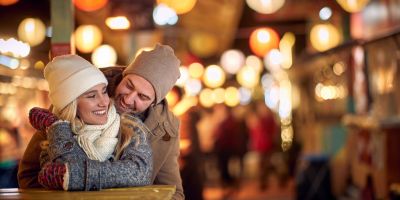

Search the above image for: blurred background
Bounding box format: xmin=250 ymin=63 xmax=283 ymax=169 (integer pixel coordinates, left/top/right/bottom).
xmin=1 ymin=0 xmax=400 ymax=199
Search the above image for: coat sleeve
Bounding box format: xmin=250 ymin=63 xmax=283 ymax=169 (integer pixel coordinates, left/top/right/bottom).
xmin=154 ymin=137 xmax=184 ymax=200
xmin=154 ymin=119 xmax=184 ymax=200
xmin=44 ymin=118 xmax=152 ymax=191
xmin=17 ymin=131 xmax=46 ymax=188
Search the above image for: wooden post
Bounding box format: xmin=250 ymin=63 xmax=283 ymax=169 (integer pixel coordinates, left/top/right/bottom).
xmin=50 ymin=0 xmax=74 ymax=59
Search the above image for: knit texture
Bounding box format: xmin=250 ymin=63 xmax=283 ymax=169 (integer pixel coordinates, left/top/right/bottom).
xmin=40 ymin=113 xmax=153 ymax=191
xmin=44 ymin=54 xmax=108 ymax=110
xmin=38 ymin=162 xmax=66 ymax=190
xmin=29 ymin=107 xmax=58 ymax=131
xmin=75 ymin=105 xmax=120 ymax=161
xmin=123 ymin=44 xmax=180 ymax=104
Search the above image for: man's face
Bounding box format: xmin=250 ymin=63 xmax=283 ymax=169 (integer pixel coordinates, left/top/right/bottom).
xmin=114 ymin=74 xmax=155 ymax=114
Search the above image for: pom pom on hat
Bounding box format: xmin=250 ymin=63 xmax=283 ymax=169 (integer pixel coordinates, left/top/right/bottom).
xmin=123 ymin=44 xmax=180 ymax=104
xmin=44 ymin=54 xmax=108 ymax=110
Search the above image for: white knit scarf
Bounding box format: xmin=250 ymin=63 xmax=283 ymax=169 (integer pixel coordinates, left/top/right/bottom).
xmin=75 ymin=105 xmax=120 ymax=161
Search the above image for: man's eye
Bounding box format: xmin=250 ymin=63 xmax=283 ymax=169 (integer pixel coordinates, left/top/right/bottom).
xmin=87 ymin=95 xmax=95 ymax=98
xmin=139 ymin=94 xmax=149 ymax=101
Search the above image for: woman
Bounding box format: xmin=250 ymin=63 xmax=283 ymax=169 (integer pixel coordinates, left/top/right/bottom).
xmin=28 ymin=54 xmax=152 ymax=191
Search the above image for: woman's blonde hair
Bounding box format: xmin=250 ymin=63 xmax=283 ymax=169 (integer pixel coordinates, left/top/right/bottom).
xmin=52 ymin=101 xmax=133 ymax=160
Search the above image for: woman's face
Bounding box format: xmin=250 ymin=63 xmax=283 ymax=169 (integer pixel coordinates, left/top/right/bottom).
xmin=77 ymin=83 xmax=110 ymax=125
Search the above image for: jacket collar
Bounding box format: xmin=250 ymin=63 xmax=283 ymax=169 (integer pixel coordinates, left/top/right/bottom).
xmin=143 ymin=99 xmax=178 ymax=138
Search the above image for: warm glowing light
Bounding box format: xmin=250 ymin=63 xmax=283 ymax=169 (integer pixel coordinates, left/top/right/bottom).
xmin=0 ymin=38 xmax=30 ymax=58
xmin=0 ymin=0 xmax=18 ymax=6
xmin=333 ymin=62 xmax=346 ymax=75
xmin=264 ymin=49 xmax=283 ymax=72
xmin=166 ymin=90 xmax=180 ymax=107
xmin=0 ymin=55 xmax=19 ymax=69
xmin=279 ymin=32 xmax=295 ymax=69
xmin=314 ymin=82 xmax=348 ymax=101
xmin=74 ymin=25 xmax=103 ymax=53
xmin=34 ymin=60 xmax=45 ymax=70
xmin=157 ymin=0 xmax=197 ymax=14
xmin=188 ymin=62 xmax=204 ymax=79
xmin=246 ymin=0 xmax=285 ymax=14
xmin=224 ymin=87 xmax=240 ymax=107
xmin=265 ymin=84 xmax=280 ymax=111
xmin=310 ymin=23 xmax=341 ymax=52
xmin=18 ymin=18 xmax=46 ymax=47
xmin=336 ymin=0 xmax=370 ymax=13
xmin=245 ymin=55 xmax=263 ymax=73
xmin=239 ymin=87 xmax=252 ymax=105
xmin=237 ymin=65 xmax=259 ymax=88
xmin=73 ymin=0 xmax=108 ymax=12
xmin=249 ymin=27 xmax=280 ymax=57
xmin=211 ymin=88 xmax=225 ymax=104
xmin=176 ymin=66 xmax=189 ymax=87
xmin=106 ymin=16 xmax=130 ymax=30
xmin=91 ymin=44 xmax=117 ymax=68
xmin=153 ymin=4 xmax=178 ymax=26
xmin=220 ymin=49 xmax=245 ymax=74
xmin=199 ymin=88 xmax=214 ymax=108
xmin=319 ymin=7 xmax=332 ymax=20
xmin=173 ymin=96 xmax=198 ymax=116
xmin=203 ymin=65 xmax=225 ymax=88
xmin=184 ymin=78 xmax=202 ymax=96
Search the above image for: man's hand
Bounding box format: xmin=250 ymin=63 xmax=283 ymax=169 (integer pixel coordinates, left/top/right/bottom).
xmin=38 ymin=162 xmax=67 ymax=190
xmin=29 ymin=107 xmax=59 ymax=132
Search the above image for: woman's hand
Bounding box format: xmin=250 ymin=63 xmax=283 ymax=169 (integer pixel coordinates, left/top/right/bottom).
xmin=29 ymin=107 xmax=59 ymax=132
xmin=38 ymin=162 xmax=68 ymax=190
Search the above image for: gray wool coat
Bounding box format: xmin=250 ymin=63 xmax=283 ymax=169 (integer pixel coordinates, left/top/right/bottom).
xmin=40 ymin=113 xmax=153 ymax=191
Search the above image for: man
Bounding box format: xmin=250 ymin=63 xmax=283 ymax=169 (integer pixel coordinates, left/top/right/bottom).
xmin=18 ymin=44 xmax=184 ymax=199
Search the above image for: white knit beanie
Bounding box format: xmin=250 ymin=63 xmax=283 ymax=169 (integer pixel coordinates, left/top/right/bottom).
xmin=123 ymin=44 xmax=181 ymax=104
xmin=44 ymin=54 xmax=108 ymax=110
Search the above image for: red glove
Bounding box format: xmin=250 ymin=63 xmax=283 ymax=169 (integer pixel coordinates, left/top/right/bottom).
xmin=29 ymin=107 xmax=58 ymax=131
xmin=38 ymin=162 xmax=67 ymax=190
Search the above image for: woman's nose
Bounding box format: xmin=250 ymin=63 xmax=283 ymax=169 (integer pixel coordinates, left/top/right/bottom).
xmin=98 ymin=94 xmax=110 ymax=107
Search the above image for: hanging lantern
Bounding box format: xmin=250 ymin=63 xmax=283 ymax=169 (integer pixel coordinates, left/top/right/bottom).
xmin=73 ymin=0 xmax=108 ymax=12
xmin=220 ymin=49 xmax=245 ymax=74
xmin=188 ymin=62 xmax=204 ymax=79
xmin=91 ymin=44 xmax=117 ymax=68
xmin=336 ymin=0 xmax=370 ymax=13
xmin=245 ymin=55 xmax=263 ymax=73
xmin=246 ymin=0 xmax=285 ymax=14
xmin=17 ymin=18 xmax=46 ymax=47
xmin=0 ymin=0 xmax=18 ymax=6
xmin=237 ymin=65 xmax=259 ymax=88
xmin=310 ymin=23 xmax=341 ymax=52
xmin=74 ymin=25 xmax=102 ymax=53
xmin=224 ymin=87 xmax=240 ymax=107
xmin=249 ymin=27 xmax=280 ymax=57
xmin=157 ymin=0 xmax=197 ymax=15
xmin=203 ymin=65 xmax=225 ymax=88
xmin=199 ymin=88 xmax=214 ymax=108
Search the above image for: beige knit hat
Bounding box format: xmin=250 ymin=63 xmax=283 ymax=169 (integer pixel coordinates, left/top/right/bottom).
xmin=123 ymin=44 xmax=181 ymax=104
xmin=44 ymin=54 xmax=108 ymax=110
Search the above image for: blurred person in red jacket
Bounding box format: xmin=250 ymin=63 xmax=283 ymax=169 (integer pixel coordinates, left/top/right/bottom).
xmin=246 ymin=101 xmax=278 ymax=190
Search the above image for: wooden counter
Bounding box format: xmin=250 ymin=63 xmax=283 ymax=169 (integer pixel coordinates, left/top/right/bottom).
xmin=0 ymin=185 xmax=175 ymax=200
